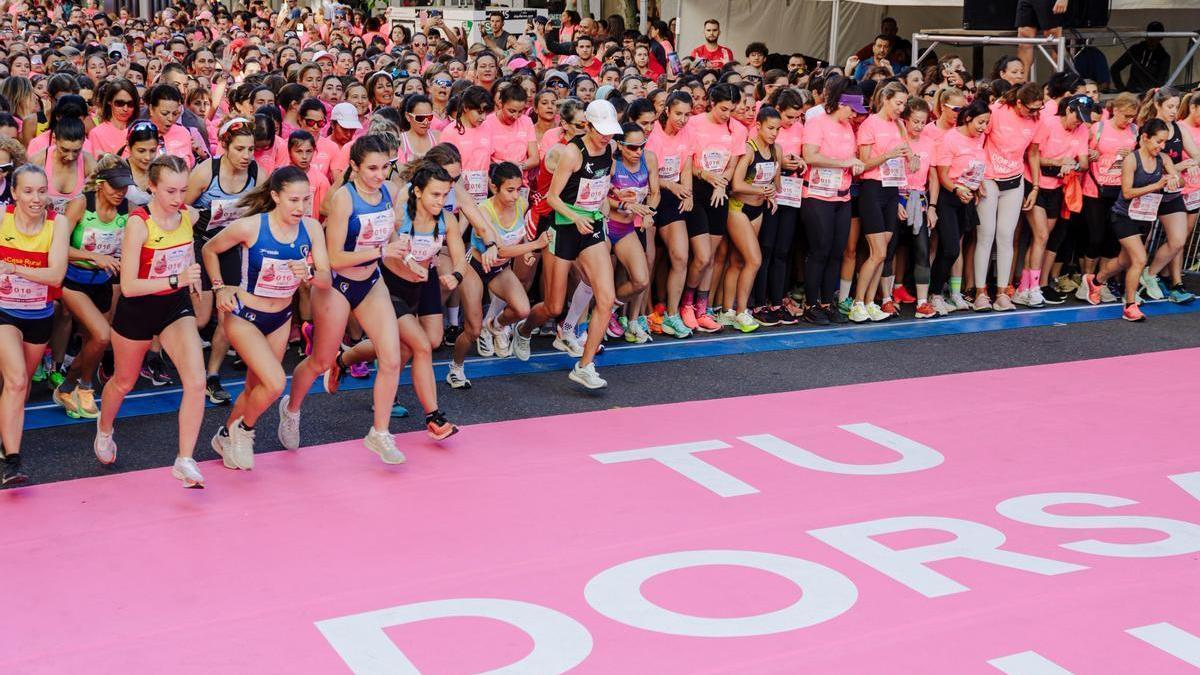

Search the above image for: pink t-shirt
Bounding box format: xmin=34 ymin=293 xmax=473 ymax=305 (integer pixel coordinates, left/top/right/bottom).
xmin=431 ymin=112 xmax=451 ymax=133
xmin=802 ymin=113 xmax=855 ymax=202
xmin=162 ymin=124 xmax=195 ymax=168
xmin=934 ymin=127 xmax=987 ymax=189
xmin=253 ymin=137 xmax=289 ymax=176
xmin=313 ymin=135 xmax=339 ymax=183
xmin=921 ymin=123 xmax=950 ymax=145
xmin=482 ymin=112 xmax=537 ymax=166
xmin=87 ymin=121 xmax=127 ymax=157
xmin=687 ymin=114 xmax=745 ymax=176
xmin=906 ymin=131 xmax=936 ymax=192
xmin=538 ymin=127 xmax=566 ymax=161
xmin=303 ymin=163 xmax=331 ymax=221
xmin=1085 ymin=119 xmax=1136 ymax=198
xmin=646 ymin=121 xmax=692 ymax=183
xmin=1180 ymin=120 xmax=1200 ymax=199
xmin=856 ymin=113 xmax=907 ymax=182
xmin=440 ymin=122 xmax=494 ymax=202
xmin=1032 ymin=114 xmax=1087 ymax=190
xmin=984 ymin=103 xmax=1038 ymax=180
xmin=775 ymin=120 xmax=804 ymax=160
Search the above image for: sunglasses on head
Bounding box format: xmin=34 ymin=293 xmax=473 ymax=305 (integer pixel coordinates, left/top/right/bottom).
xmin=128 ymin=119 xmax=158 ymax=137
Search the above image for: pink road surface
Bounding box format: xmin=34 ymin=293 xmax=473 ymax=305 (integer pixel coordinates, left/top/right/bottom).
xmin=3 ymin=350 xmax=1200 ymax=674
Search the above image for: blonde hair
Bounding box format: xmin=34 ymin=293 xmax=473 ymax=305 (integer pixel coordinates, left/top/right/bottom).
xmin=0 ymin=137 xmax=28 ymax=167
xmin=84 ymin=153 xmax=130 ymax=193
xmin=1109 ymin=92 xmax=1140 ymax=115
xmin=871 ymin=81 xmax=909 ymax=113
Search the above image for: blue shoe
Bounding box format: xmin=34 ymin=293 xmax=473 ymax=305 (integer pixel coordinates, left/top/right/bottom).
xmin=391 ymin=403 xmax=409 ymax=418
xmin=1156 ymin=277 xmax=1172 ymax=301
xmin=1169 ymin=285 xmax=1196 ymax=304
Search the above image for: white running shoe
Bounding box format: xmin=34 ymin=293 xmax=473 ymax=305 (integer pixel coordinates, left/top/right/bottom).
xmin=1027 ymin=286 xmax=1046 ymax=308
xmin=568 ymin=361 xmax=607 ymax=389
xmin=512 ymin=320 xmax=532 ymax=361
xmin=93 ymin=424 xmax=117 ymax=465
xmin=171 ymin=457 xmax=205 ymax=488
xmin=211 ymin=427 xmax=238 ymax=470
xmin=1012 ymin=289 xmax=1031 ymax=306
xmin=446 ymin=363 xmax=472 ymax=389
xmin=364 ymin=427 xmax=406 ymax=464
xmin=227 ymin=418 xmax=256 ymax=470
xmin=1075 ymin=280 xmax=1091 ymax=302
xmin=476 ymin=327 xmax=495 ymax=357
xmin=949 ymin=292 xmax=971 ymax=312
xmin=490 ymin=319 xmax=512 ymax=358
xmin=277 ymin=395 xmax=301 ymax=450
xmin=717 ymin=309 xmax=738 ymax=326
xmin=733 ymin=310 xmax=760 ymax=332
xmin=553 ymin=327 xmax=584 ymax=357
xmin=866 ymin=303 xmax=890 ymax=322
xmin=1140 ymin=267 xmax=1164 ymax=300
xmin=930 ymin=295 xmax=951 ymax=316
xmin=1099 ymin=282 xmax=1119 ymax=303
xmin=848 ymin=302 xmax=870 ymax=323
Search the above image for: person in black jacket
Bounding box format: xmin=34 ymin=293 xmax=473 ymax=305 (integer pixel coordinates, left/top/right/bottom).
xmin=1111 ymin=22 xmax=1171 ymax=93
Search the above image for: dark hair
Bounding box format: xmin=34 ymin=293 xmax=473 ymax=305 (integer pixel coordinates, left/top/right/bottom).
xmin=406 ymin=160 xmax=453 ymax=218
xmin=708 ymin=82 xmax=741 ymax=108
xmin=399 ymin=93 xmax=432 ymax=131
xmin=956 ymin=97 xmax=991 ymax=127
xmin=48 ymin=72 xmax=80 ymax=98
xmin=298 ymin=97 xmax=325 ymax=119
xmin=624 ymin=97 xmax=656 ymax=124
xmin=991 ymin=55 xmax=1022 ymax=80
xmin=447 ymin=85 xmax=492 ymax=132
xmin=823 ymin=74 xmax=855 ymax=114
xmin=51 ymin=115 xmax=86 ymax=144
xmin=902 ymin=96 xmax=932 ymax=120
xmin=488 ymin=160 xmax=522 ymax=187
xmin=278 ymin=82 xmax=308 ymax=111
xmin=253 ymin=109 xmax=277 ymax=143
xmin=745 ymin=41 xmax=769 ymax=58
xmin=145 ymin=83 xmax=183 ymax=107
xmin=771 ymin=87 xmax=805 ymax=112
xmin=47 ymin=94 xmax=88 ymax=132
xmin=619 ymin=121 xmax=645 ymax=138
xmin=1045 ymin=71 xmax=1082 ymax=100
xmin=287 ymin=129 xmax=315 ymax=150
xmin=1141 ymin=117 xmax=1170 ymax=139
xmin=496 ymin=82 xmax=527 ymax=106
xmin=237 ymin=165 xmax=310 ymax=216
xmin=756 ymin=105 xmax=781 ymax=124
xmin=659 ymin=90 xmax=693 ymax=127
xmin=349 ymin=134 xmax=392 ymax=169
xmin=126 ymin=119 xmax=160 ymax=148
xmin=399 ymin=142 xmax=461 ymax=182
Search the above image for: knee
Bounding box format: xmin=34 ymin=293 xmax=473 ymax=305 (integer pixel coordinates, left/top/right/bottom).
xmin=629 ymin=270 xmax=650 ymax=294
xmin=375 ymin=352 xmax=401 ymax=375
xmin=670 ymin=249 xmax=689 ymax=269
xmin=745 ymin=250 xmax=762 ymax=269
xmin=262 ymin=372 xmax=287 ymax=401
xmin=592 ymin=288 xmax=615 ymax=313
xmin=3 ymin=371 xmax=28 ymax=398
xmin=178 ymin=367 xmax=206 ymax=396
xmin=510 ymin=297 xmax=531 ymax=318
xmin=92 ymin=326 xmax=112 ymax=350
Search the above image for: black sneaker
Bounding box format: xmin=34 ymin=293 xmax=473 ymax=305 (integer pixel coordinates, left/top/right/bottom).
xmin=2 ymin=455 xmax=28 ymax=486
xmin=443 ymin=324 xmax=463 ymax=349
xmin=826 ymin=304 xmax=849 ymax=324
xmin=206 ymin=376 xmax=232 ymax=405
xmin=775 ymin=305 xmax=799 ymax=326
xmin=1041 ymin=285 xmax=1067 ymax=305
xmin=141 ymin=354 xmax=174 ymax=387
xmin=803 ymin=305 xmax=830 ymax=326
xmin=752 ymin=306 xmax=781 ymax=327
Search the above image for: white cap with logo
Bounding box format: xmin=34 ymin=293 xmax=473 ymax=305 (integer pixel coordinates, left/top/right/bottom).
xmin=584 ymin=100 xmax=622 ymax=136
xmin=330 ymin=102 xmax=362 ymax=129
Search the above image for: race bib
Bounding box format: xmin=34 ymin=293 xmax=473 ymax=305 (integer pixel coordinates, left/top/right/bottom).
xmin=208 ymin=197 xmax=244 ymax=231
xmin=777 ymin=176 xmax=803 ymax=208
xmin=148 ymin=242 xmax=191 ymax=279
xmin=354 ymin=210 xmax=394 ymax=251
xmin=0 ymin=273 xmax=48 ymax=310
xmin=701 ymin=149 xmax=729 ymax=173
xmin=408 ymin=233 xmax=444 ymax=265
xmin=753 ymin=161 xmax=778 ymax=187
xmin=253 ymin=257 xmax=302 ymax=298
xmin=881 ymin=157 xmax=906 ymax=188
xmin=1129 ymin=193 xmax=1163 ymax=222
xmin=807 ymin=167 xmax=843 ymax=198
xmin=1186 ymin=190 xmax=1200 ymax=212
xmin=960 ymin=161 xmax=985 ymax=190
xmin=659 ymin=155 xmax=681 ymax=182
xmin=81 ymin=228 xmax=122 ymax=256
xmin=464 ymin=170 xmax=488 ymax=201
xmin=573 ymin=176 xmax=610 ymax=212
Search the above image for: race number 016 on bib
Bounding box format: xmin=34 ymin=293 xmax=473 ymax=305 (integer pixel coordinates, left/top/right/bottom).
xmin=0 ymin=273 xmax=48 ymax=310
xmin=148 ymin=243 xmax=191 ymax=279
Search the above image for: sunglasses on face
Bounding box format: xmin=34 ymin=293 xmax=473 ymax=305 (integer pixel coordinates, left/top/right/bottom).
xmin=619 ymin=140 xmax=646 ymax=149
xmin=432 ymin=79 xmax=452 ymax=86
xmin=947 ymin=105 xmax=963 ymax=112
xmin=112 ymin=98 xmax=134 ymax=108
xmin=1024 ymin=103 xmax=1043 ymax=112
xmin=302 ymin=117 xmax=325 ymax=127
xmin=410 ymin=113 xmax=433 ymax=123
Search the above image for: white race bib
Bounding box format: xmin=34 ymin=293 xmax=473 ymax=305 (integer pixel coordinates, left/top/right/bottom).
xmin=701 ymin=149 xmax=729 ymax=173
xmin=148 ymin=242 xmax=191 ymax=279
xmin=1186 ymin=190 xmax=1200 ymax=212
xmin=881 ymin=157 xmax=906 ymax=188
xmin=0 ymin=273 xmax=48 ymax=310
xmin=807 ymin=167 xmax=843 ymax=198
xmin=81 ymin=228 xmax=122 ymax=256
xmin=960 ymin=161 xmax=985 ymax=190
xmin=464 ymin=170 xmax=488 ymax=201
xmin=753 ymin=161 xmax=778 ymax=187
xmin=208 ymin=197 xmax=244 ymax=231
xmin=253 ymin=257 xmax=302 ymax=298
xmin=1129 ymin=193 xmax=1163 ymax=222
xmin=777 ymin=176 xmax=803 ymax=208
xmin=354 ymin=210 xmax=394 ymax=251
xmin=573 ymin=176 xmax=610 ymax=212
xmin=659 ymin=155 xmax=681 ymax=182
xmin=408 ymin=233 xmax=444 ymax=265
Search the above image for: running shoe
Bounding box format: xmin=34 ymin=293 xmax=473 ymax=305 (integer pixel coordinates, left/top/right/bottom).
xmin=627 ymin=320 xmax=652 ymax=343
xmin=647 ymin=310 xmax=664 ymax=334
xmin=848 ymin=301 xmax=870 ymax=323
xmin=752 ymin=306 xmax=781 ymax=327
xmin=143 ymin=354 xmax=174 ymax=387
xmin=1140 ymin=268 xmax=1164 ymax=300
xmin=2 ymin=455 xmax=28 ymax=486
xmin=301 ymin=321 xmax=314 ymax=356
xmin=1012 ymin=289 xmax=1031 ymax=307
xmin=606 ymin=314 xmax=625 ymax=339
xmin=476 ymin=327 xmax=495 ymax=357
xmin=277 ymin=395 xmax=301 ymax=450
xmin=1041 ymin=285 xmax=1067 ymax=305
xmin=490 ymin=320 xmax=513 ymax=357
xmin=734 ymin=311 xmax=759 ymax=333
xmin=569 ymin=361 xmax=607 ymax=389
xmin=512 ymin=320 xmax=532 ymax=361
xmin=171 ymin=457 xmax=205 ymax=489
xmin=776 ymin=305 xmax=800 ymax=325
xmin=803 ymin=304 xmax=830 ymax=325
xmin=949 ymin=292 xmax=971 ymax=312
xmin=866 ymin=303 xmax=890 ymax=322
xmin=75 ymin=387 xmax=99 ymax=419
xmin=661 ymin=314 xmax=692 ymax=338
xmin=826 ymin=303 xmax=849 ymax=324
xmin=553 ymin=327 xmax=585 ymax=357
xmin=992 ymin=292 xmax=1016 ymax=312
xmin=93 ymin=423 xmax=117 ymax=465
xmin=443 ymin=324 xmax=463 ymax=349
xmin=695 ymin=311 xmax=722 ymax=332
xmin=717 ymin=308 xmax=737 ymax=326
xmin=206 ymin=375 xmax=232 ymax=405
xmin=1082 ymin=274 xmax=1102 ymax=305
xmin=1055 ymin=275 xmax=1079 ymax=294
xmin=789 ymin=284 xmax=806 ymax=303
xmin=211 ymin=427 xmax=238 ymax=470
xmin=288 ymin=323 xmax=301 ymax=347
xmin=914 ymin=301 xmax=937 ymax=319
xmin=781 ymin=296 xmax=805 ymax=321
xmin=1026 ymin=287 xmax=1046 ymax=308
xmin=1169 ymin=284 xmax=1196 ymax=304
xmin=1156 ymin=277 xmax=1171 ymax=300
xmin=97 ymin=352 xmax=114 ymax=388
xmin=972 ymin=292 xmax=992 ymax=312
xmin=446 ymin=363 xmax=472 ymax=389
xmin=53 ymin=386 xmax=81 ymax=418
xmin=426 ymin=410 xmax=459 ymax=441
xmin=32 ymin=361 xmax=46 ymax=384
xmin=1123 ymin=303 xmax=1146 ymax=322
xmin=837 ymin=297 xmax=853 ymax=316
xmin=227 ymin=419 xmax=256 ymax=470
xmin=880 ymin=300 xmax=898 ymax=316
xmin=680 ymin=305 xmax=699 ymax=330
xmin=392 ymin=403 xmax=409 ymax=418
xmin=893 ymin=286 xmax=917 ymax=304
xmin=324 ymin=353 xmax=347 ymax=394
xmin=1075 ymin=279 xmax=1092 ymax=302
xmin=638 ymin=315 xmax=651 ymax=335
xmin=930 ymin=296 xmax=952 ymax=316
xmin=47 ymin=368 xmax=64 ymax=388
xmin=349 ymin=361 xmax=371 ymax=379
xmin=1102 ymin=280 xmax=1121 ymax=303
xmin=364 ymin=427 xmax=406 ymax=464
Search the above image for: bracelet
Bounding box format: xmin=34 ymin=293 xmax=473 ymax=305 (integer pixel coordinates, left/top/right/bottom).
xmin=452 ymin=271 xmax=463 ymax=284
xmin=210 ymin=279 xmax=223 ymax=290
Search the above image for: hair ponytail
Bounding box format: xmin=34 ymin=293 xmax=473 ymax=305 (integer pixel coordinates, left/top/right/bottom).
xmin=237 ymin=165 xmax=310 ymax=217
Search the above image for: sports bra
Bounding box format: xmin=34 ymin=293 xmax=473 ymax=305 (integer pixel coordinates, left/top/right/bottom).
xmin=66 ymin=191 xmax=128 ymax=282
xmin=193 ymin=156 xmax=258 ymax=235
xmin=471 ymin=197 xmax=527 ymax=256
xmin=45 ymin=146 xmax=85 ymax=214
xmin=396 ymin=206 xmax=446 ymax=268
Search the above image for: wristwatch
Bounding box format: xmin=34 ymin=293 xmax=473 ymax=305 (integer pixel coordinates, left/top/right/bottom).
xmin=210 ymin=279 xmax=225 ymax=290
xmin=169 ymin=274 xmax=180 ymax=289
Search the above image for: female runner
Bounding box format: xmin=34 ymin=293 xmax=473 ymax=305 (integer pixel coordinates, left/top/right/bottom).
xmin=645 ymin=91 xmax=695 ymax=338
xmin=724 ymin=107 xmax=779 ymax=331
xmin=930 ymin=99 xmax=990 ymax=316
xmin=607 ymin=122 xmax=658 ymax=341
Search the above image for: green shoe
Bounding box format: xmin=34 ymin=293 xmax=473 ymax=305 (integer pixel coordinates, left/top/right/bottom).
xmin=837 ymin=297 xmax=854 ymax=316
xmin=47 ymin=370 xmax=65 ymax=388
xmin=32 ymin=362 xmax=46 ymax=383
xmin=661 ymin=314 xmax=692 ymax=338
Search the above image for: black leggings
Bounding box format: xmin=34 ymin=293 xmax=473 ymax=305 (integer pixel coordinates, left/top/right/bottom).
xmin=1083 ymin=194 xmax=1120 ymax=259
xmin=801 ymin=198 xmax=852 ymax=305
xmin=931 ymin=200 xmax=970 ymax=295
xmin=752 ymin=205 xmax=799 ymax=306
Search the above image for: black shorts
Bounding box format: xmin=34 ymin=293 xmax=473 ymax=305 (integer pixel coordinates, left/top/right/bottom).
xmin=0 ymin=309 xmax=53 ymax=344
xmin=198 ymin=243 xmax=242 ymax=291
xmin=858 ymin=180 xmax=899 ymax=236
xmin=687 ymin=182 xmax=728 ymax=237
xmin=1036 ymin=186 xmax=1064 ymax=216
xmin=1160 ymin=195 xmax=1187 ymax=217
xmin=332 ymin=269 xmax=381 ymax=310
xmin=230 ymin=299 xmax=293 ymax=335
xmin=1111 ymin=212 xmax=1147 ymax=240
xmin=548 ymin=219 xmax=607 ymax=261
xmin=63 ymin=276 xmax=115 ymax=314
xmin=731 ymin=199 xmax=767 ymax=223
xmin=1016 ymin=0 xmax=1063 ymax=31
xmin=470 ymin=254 xmax=509 ymax=286
xmin=113 ymin=291 xmax=195 ymax=341
xmin=657 ymin=188 xmax=686 ymax=225
xmin=383 ymin=266 xmax=443 ymax=317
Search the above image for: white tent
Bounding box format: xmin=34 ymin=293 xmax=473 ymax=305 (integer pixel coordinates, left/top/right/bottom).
xmin=664 ymin=0 xmax=1200 ymax=83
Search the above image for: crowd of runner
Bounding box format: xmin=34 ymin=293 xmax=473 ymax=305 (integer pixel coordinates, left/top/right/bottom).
xmin=0 ymin=1 xmax=1195 ymax=488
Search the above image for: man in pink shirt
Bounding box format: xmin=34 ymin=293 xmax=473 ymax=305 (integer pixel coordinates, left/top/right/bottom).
xmin=689 ymin=19 xmax=735 ymax=70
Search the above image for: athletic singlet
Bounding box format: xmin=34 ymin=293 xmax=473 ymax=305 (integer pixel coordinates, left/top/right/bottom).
xmin=396 ymin=207 xmax=445 ymax=268
xmin=0 ymin=205 xmax=58 ymax=318
xmin=344 ymin=181 xmax=394 ymax=266
xmin=45 ymin=146 xmax=85 ymax=214
xmin=743 ymin=139 xmax=778 ymax=190
xmin=193 ymin=156 xmax=259 ymax=235
xmin=1113 ymin=152 xmax=1164 ymax=220
xmin=530 ymin=149 xmax=556 ymax=222
xmin=559 ymin=136 xmax=612 ymax=216
xmin=610 ymin=153 xmax=650 ymax=217
xmin=67 ymin=191 xmax=128 ymax=281
xmin=472 ymin=197 xmax=528 ymax=258
xmin=240 ymin=212 xmax=312 ymax=299
xmin=397 ymin=129 xmax=437 ymax=164
xmin=135 ymin=207 xmax=193 ymax=295
xmin=1164 ymin=121 xmax=1185 ymax=164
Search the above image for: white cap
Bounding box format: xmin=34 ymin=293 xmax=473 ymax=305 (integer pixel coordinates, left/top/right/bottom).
xmin=585 ymin=99 xmax=622 ymax=136
xmin=313 ymin=50 xmax=333 ymax=62
xmin=330 ymin=102 xmax=362 ymax=129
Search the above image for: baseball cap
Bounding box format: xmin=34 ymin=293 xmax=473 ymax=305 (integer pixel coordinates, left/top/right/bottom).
xmin=313 ymin=50 xmax=333 ymax=62
xmin=838 ymin=93 xmax=868 ymax=114
xmin=585 ymin=99 xmax=622 ymax=135
xmin=545 ymin=69 xmax=568 ymax=86
xmin=508 ymin=56 xmax=532 ymax=71
xmin=330 ymin=102 xmax=362 ymax=129
xmin=1061 ymin=93 xmax=1098 ymax=123
xmin=97 ymin=165 xmax=135 ymax=189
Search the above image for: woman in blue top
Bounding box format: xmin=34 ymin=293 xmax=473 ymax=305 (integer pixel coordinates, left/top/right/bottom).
xmin=606 ymin=123 xmax=659 ymax=344
xmin=282 ymin=135 xmax=410 ymax=464
xmin=201 ymin=166 xmax=332 ymax=471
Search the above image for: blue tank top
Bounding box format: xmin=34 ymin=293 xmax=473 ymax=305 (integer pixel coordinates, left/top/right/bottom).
xmin=471 ymin=198 xmax=528 ymax=254
xmin=1113 ymin=151 xmax=1163 ymax=217
xmin=240 ymin=213 xmax=312 ymax=298
xmin=344 ymin=182 xmax=395 ymax=267
xmin=396 ymin=207 xmax=446 ymax=268
xmin=611 ymin=154 xmax=650 ymax=210
xmin=194 ymin=156 xmax=258 ymax=237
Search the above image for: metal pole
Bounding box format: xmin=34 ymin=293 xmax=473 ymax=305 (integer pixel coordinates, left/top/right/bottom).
xmin=829 ymin=0 xmax=840 ymax=66
xmin=1167 ymin=36 xmax=1200 ymax=87
xmin=639 ymin=0 xmax=648 ymax=33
